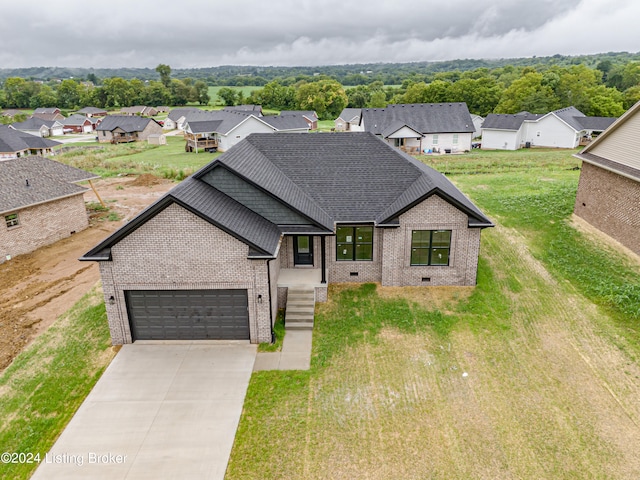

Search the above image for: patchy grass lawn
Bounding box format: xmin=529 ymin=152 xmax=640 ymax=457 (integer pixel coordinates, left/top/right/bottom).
xmin=55 ymin=136 xmax=216 ymax=179
xmin=0 ymin=286 xmax=116 ymax=480
xmin=227 ymin=149 xmax=640 ymax=479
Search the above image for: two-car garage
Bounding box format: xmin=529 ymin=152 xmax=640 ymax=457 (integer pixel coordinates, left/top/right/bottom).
xmin=125 ymin=289 xmax=250 ymax=341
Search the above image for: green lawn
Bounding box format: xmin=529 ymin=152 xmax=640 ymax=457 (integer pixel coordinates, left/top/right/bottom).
xmin=55 ymin=136 xmax=217 ymax=179
xmin=227 ymin=148 xmax=640 ymax=479
xmin=0 ymin=288 xmax=116 ymax=480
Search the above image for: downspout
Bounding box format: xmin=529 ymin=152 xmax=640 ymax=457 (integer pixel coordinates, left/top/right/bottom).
xmin=266 ymin=259 xmax=275 ymax=343
xmin=321 ymin=236 xmax=327 ymax=284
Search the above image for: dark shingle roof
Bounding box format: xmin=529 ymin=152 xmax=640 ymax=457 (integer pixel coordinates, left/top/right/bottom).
xmin=223 ymin=105 xmax=262 ymax=113
xmin=0 ymin=125 xmax=60 ymax=153
xmin=207 ymin=132 xmax=491 ymax=225
xmin=0 ymin=156 xmax=98 ymax=214
xmin=481 ymin=112 xmax=544 ymax=130
xmin=573 ymin=116 xmax=617 ymax=131
xmin=77 ymin=107 xmax=107 ymax=115
xmin=167 ymin=107 xmax=202 ymax=121
xmin=362 ymin=103 xmax=474 ymax=135
xmin=81 ymin=177 xmax=282 ymax=260
xmin=33 ymin=108 xmax=60 ymax=114
xmin=260 ymin=115 xmax=309 ymax=131
xmin=184 ymin=110 xmax=264 ymax=135
xmin=280 ymin=110 xmax=318 ymax=120
xmin=11 ymin=117 xmax=54 ymax=131
xmin=96 ymin=115 xmax=158 ymax=133
xmin=380 ymin=121 xmax=423 ymax=139
xmin=63 ymin=114 xmax=92 ymax=126
xmin=337 ymin=108 xmax=362 ymax=123
xmin=82 ymin=132 xmax=492 ymax=261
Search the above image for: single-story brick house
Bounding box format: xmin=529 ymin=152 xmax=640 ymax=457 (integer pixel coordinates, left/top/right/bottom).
xmin=77 ymin=107 xmax=108 ymax=117
xmin=280 ymin=110 xmax=318 ymax=130
xmin=81 ymin=132 xmax=493 ymax=345
xmin=574 ymin=100 xmax=640 ymax=255
xmin=63 ymin=114 xmax=95 ymax=133
xmin=96 ymin=116 xmax=163 ymax=143
xmin=1 ymin=156 xmax=98 ymax=262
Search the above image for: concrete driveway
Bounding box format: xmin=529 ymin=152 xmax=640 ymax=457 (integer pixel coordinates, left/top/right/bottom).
xmin=32 ymin=343 xmax=256 ymax=480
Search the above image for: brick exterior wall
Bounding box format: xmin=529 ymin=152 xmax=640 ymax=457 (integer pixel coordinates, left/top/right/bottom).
xmin=328 ymin=229 xmax=383 ymax=283
xmin=0 ymin=194 xmax=88 ymax=262
xmin=99 ymin=203 xmax=273 ymax=345
xmin=381 ymin=195 xmax=481 ymax=286
xmin=574 ymin=162 xmax=640 ymax=255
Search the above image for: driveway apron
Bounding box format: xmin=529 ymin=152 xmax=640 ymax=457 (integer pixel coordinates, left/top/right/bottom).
xmin=32 ymin=343 xmax=256 ymax=480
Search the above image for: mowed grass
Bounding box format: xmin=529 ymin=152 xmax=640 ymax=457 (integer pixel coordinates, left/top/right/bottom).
xmin=0 ymin=287 xmax=116 ymax=479
xmin=227 ymin=148 xmax=640 ymax=479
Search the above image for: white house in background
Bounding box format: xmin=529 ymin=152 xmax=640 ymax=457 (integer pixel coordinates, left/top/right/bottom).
xmin=360 ymin=103 xmax=475 ymax=154
xmin=10 ymin=117 xmax=64 ymax=137
xmin=184 ymin=110 xmax=309 ymax=152
xmin=470 ymin=114 xmax=484 ymax=139
xmin=163 ymin=107 xmax=203 ymax=130
xmin=481 ymin=107 xmax=617 ymax=150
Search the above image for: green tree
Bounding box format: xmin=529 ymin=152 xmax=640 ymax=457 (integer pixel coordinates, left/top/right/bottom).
xmin=57 ymin=79 xmax=81 ymax=109
xmin=495 ymin=72 xmax=558 ymax=113
xmin=623 ymin=85 xmax=640 ymax=109
xmin=3 ymin=77 xmax=31 ymax=108
xmin=156 ymin=64 xmax=172 ymax=88
xmin=170 ymin=79 xmax=191 ymax=105
xmin=192 ymin=81 xmax=210 ymax=105
xmin=217 ymin=87 xmax=238 ymax=106
xmin=583 ymin=85 xmax=625 ymax=117
xmin=145 ymin=81 xmax=171 ymax=106
xmin=31 ymin=85 xmax=58 ymax=108
xmin=295 ymin=79 xmax=347 ymax=120
xmin=448 ymin=77 xmax=501 ymax=116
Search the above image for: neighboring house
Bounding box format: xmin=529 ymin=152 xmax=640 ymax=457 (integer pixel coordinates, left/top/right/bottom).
xmin=164 ymin=107 xmax=202 ymax=130
xmin=155 ymin=106 xmax=170 ymax=113
xmin=96 ymin=116 xmax=163 ymax=143
xmin=81 ymin=132 xmax=493 ymax=345
xmin=360 ymin=103 xmax=475 ymax=154
xmin=481 ymin=107 xmax=617 ymax=150
xmin=223 ymin=105 xmax=263 ymax=116
xmin=470 ymin=114 xmax=484 ymax=139
xmin=121 ymin=106 xmax=158 ymax=117
xmin=34 ymin=107 xmax=62 ymax=115
xmin=335 ymin=108 xmax=363 ymax=131
xmin=280 ymin=110 xmax=318 ymax=130
xmin=184 ymin=110 xmax=309 ymax=152
xmin=32 ymin=112 xmax=65 ymax=122
xmin=0 ymin=156 xmax=98 ymax=262
xmin=11 ymin=117 xmax=64 ymax=137
xmin=77 ymin=107 xmax=108 ymax=117
xmin=1 ymin=109 xmax=24 ymax=118
xmin=63 ymin=114 xmax=95 ymax=133
xmin=0 ymin=125 xmax=61 ymax=159
xmin=573 ymin=100 xmax=640 ymax=256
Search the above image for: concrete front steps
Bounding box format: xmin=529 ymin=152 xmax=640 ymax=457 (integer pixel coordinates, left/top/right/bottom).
xmin=285 ymin=287 xmax=315 ymax=330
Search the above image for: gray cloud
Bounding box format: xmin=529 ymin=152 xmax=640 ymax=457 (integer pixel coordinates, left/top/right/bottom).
xmin=0 ymin=0 xmax=637 ymax=68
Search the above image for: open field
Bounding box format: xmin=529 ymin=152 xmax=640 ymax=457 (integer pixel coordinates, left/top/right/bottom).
xmin=227 ymin=148 xmax=640 ymax=479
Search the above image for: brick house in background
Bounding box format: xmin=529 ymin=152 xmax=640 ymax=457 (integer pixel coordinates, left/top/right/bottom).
xmin=574 ymin=100 xmax=640 ymax=255
xmin=96 ymin=116 xmax=163 ymax=143
xmin=81 ymin=133 xmax=493 ymax=345
xmin=0 ymin=156 xmax=98 ymax=262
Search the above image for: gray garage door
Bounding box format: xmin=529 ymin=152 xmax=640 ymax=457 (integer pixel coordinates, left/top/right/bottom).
xmin=125 ymin=289 xmax=249 ymax=341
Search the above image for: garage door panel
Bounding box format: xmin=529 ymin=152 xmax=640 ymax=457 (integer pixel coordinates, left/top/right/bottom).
xmin=126 ymin=289 xmax=250 ymax=341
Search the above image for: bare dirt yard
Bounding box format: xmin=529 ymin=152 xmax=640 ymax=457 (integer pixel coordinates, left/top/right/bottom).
xmin=0 ymin=175 xmax=175 ymax=371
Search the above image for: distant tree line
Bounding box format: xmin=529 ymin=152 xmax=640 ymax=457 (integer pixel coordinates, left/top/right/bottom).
xmin=1 ymin=56 xmax=639 ymax=119
xmin=0 ymin=64 xmax=209 ymax=110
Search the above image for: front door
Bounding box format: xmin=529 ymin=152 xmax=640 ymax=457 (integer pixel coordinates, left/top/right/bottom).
xmin=293 ymin=236 xmax=314 ymax=266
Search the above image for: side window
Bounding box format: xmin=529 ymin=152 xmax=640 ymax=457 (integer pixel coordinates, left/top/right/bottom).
xmin=410 ymin=230 xmax=451 ymax=266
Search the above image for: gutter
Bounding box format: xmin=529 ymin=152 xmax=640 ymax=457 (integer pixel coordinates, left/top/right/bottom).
xmin=266 ymin=258 xmax=275 ymax=344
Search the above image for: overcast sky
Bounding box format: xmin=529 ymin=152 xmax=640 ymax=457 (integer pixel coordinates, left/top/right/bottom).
xmin=1 ymin=0 xmax=638 ymax=69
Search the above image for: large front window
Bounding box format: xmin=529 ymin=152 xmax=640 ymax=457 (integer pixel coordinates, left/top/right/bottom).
xmin=336 ymin=226 xmax=373 ymax=261
xmin=410 ymin=230 xmax=451 ymax=266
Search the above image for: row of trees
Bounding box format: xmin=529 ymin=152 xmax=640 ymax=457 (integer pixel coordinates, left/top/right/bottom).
xmin=1 ymin=62 xmax=639 ymax=119
xmin=0 ymin=76 xmax=209 ymax=110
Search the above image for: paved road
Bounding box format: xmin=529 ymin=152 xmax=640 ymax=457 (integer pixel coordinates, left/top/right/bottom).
xmin=32 ymin=343 xmax=256 ymax=480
